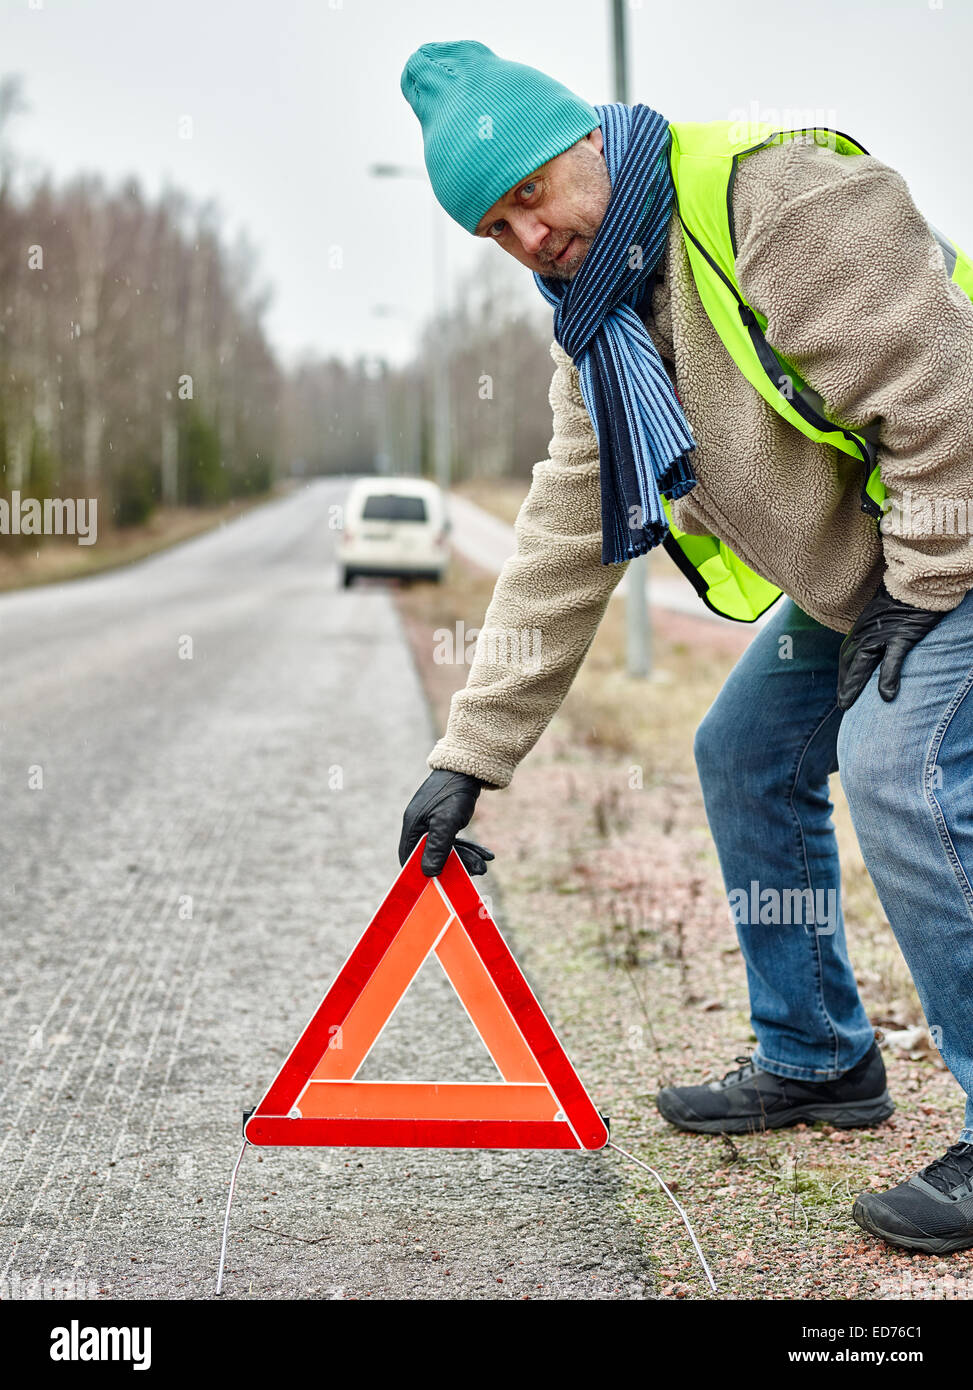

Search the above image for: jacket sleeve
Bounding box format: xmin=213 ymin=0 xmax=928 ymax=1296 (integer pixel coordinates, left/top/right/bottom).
xmin=732 ymin=136 xmax=973 ymax=612
xmin=425 ymin=340 xmax=629 ymax=790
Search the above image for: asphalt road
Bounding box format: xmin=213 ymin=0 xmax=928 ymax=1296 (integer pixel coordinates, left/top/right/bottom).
xmin=0 ymin=479 xmax=654 ymax=1301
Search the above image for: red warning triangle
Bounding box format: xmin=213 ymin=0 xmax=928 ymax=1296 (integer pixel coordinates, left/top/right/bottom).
xmin=245 ymin=834 xmax=608 ymax=1151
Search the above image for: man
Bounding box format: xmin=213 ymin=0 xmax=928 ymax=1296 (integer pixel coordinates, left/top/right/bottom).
xmin=397 ymin=40 xmax=973 ymax=1254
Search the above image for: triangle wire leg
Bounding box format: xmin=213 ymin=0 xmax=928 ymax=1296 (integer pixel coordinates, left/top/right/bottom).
xmin=608 ymin=1141 xmax=718 ymax=1293
xmin=215 ymin=1139 xmax=250 ymax=1296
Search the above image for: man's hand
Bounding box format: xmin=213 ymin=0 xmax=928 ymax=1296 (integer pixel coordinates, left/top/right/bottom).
xmin=398 ymin=769 xmax=496 ymax=877
xmin=837 ymin=580 xmax=947 ymax=711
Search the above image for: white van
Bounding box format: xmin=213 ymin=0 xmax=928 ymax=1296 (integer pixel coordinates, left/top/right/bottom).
xmin=338 ymin=477 xmax=450 ymax=587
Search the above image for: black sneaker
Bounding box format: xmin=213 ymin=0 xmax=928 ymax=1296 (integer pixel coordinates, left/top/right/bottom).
xmin=853 ymin=1143 xmax=973 ymax=1253
xmin=655 ymin=1041 xmax=895 ymax=1135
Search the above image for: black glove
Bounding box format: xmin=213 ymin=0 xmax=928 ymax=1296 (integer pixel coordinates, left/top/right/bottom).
xmin=398 ymin=769 xmax=496 ymax=878
xmin=836 ymin=580 xmax=947 ymax=711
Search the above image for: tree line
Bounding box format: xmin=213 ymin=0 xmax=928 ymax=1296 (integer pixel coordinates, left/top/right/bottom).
xmin=284 ymin=245 xmax=561 ymax=487
xmin=0 ymin=75 xmax=568 ymax=544
xmin=0 ymin=78 xmax=280 ymax=535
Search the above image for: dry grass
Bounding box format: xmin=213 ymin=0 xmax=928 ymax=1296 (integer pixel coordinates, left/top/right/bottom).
xmin=452 ymin=477 xmax=530 ymax=528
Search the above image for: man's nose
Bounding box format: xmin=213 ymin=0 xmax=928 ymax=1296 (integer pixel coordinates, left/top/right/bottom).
xmin=507 ymin=210 xmax=550 ymax=257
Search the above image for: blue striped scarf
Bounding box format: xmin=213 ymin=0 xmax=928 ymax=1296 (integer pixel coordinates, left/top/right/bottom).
xmin=534 ymin=103 xmax=698 ymax=565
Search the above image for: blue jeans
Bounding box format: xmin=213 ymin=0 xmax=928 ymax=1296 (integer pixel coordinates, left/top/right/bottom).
xmin=693 ymin=590 xmax=973 ymax=1143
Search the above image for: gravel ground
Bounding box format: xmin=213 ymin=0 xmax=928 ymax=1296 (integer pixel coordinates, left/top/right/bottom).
xmin=0 ymin=479 xmax=655 ymax=1301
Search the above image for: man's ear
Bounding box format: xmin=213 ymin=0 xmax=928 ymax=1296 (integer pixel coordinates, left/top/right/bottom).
xmin=587 ymin=126 xmax=604 ymax=155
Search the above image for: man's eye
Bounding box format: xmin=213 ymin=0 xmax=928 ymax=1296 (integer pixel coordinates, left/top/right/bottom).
xmin=488 ymin=220 xmax=506 ymax=237
xmin=519 ymin=181 xmax=537 ymax=199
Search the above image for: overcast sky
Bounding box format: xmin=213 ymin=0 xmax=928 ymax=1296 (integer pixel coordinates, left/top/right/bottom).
xmin=2 ymin=0 xmax=970 ymax=368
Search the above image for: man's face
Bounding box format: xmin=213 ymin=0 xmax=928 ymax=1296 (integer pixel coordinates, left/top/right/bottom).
xmin=472 ymin=127 xmax=610 ymax=280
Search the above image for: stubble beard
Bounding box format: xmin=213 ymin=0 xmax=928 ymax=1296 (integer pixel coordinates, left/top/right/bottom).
xmin=535 ymin=143 xmax=611 ymax=282
xmin=539 ymin=235 xmax=592 ymax=281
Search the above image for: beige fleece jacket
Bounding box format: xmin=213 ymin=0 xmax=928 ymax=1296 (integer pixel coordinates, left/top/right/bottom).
xmin=427 ymin=136 xmax=973 ymax=791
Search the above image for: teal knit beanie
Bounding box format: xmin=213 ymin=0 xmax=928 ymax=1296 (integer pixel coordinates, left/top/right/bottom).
xmin=400 ymin=40 xmax=600 ymax=234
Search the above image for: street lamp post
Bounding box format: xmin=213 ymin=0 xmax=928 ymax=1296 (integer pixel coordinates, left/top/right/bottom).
xmin=611 ymin=0 xmax=653 ymax=680
xmin=369 ymin=164 xmax=452 ymax=493
xmin=362 ymin=353 xmax=391 ymax=476
xmin=372 ymin=304 xmax=423 ymax=476
xmin=430 ymin=211 xmax=451 ymax=495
